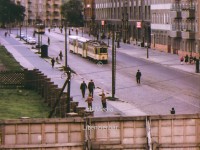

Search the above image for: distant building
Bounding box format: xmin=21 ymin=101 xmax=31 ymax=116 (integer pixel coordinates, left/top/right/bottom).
xmin=15 ymin=0 xmax=62 ymax=27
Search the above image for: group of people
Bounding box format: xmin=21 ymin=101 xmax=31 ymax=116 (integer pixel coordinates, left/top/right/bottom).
xmin=51 ymin=51 xmax=63 ymax=68
xmin=81 ymin=70 xmax=142 ymax=111
xmin=180 ymin=54 xmax=197 ymax=64
xmin=80 ymin=80 xmax=107 ymax=111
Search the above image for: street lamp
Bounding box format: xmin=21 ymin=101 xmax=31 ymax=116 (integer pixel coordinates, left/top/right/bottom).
xmin=63 ymin=20 xmax=68 ymax=68
xmin=122 ymin=0 xmax=128 ymax=43
xmin=145 ymin=42 xmax=149 ymax=58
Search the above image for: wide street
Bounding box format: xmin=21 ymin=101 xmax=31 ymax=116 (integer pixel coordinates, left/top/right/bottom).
xmin=1 ymin=27 xmax=200 ymax=116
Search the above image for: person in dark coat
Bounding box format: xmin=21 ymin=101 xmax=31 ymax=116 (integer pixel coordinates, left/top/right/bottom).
xmin=59 ymin=51 xmax=63 ymax=61
xmin=170 ymin=107 xmax=175 ymax=114
xmin=51 ymin=58 xmax=55 ymax=68
xmin=136 ymin=70 xmax=142 ymax=84
xmin=48 ymin=37 xmax=50 ymax=45
xmin=101 ymin=90 xmax=107 ymax=111
xmin=80 ymin=81 xmax=87 ymax=98
xmin=88 ymin=80 xmax=95 ymax=97
xmin=185 ymin=54 xmax=189 ymax=64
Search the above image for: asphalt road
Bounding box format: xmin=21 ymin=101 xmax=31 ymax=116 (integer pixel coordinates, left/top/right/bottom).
xmin=3 ymin=28 xmax=200 ymax=115
xmin=41 ymin=28 xmax=200 ymax=115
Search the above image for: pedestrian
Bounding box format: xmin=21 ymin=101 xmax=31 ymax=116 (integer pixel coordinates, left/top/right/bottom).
xmin=136 ymin=70 xmax=142 ymax=84
xmin=48 ymin=37 xmax=50 ymax=45
xmin=33 ymin=31 xmax=35 ymax=37
xmin=80 ymin=81 xmax=87 ymax=98
xmin=48 ymin=28 xmax=50 ymax=33
xmin=56 ymin=57 xmax=59 ymax=63
xmin=193 ymin=56 xmax=196 ymax=63
xmin=170 ymin=107 xmax=175 ymax=114
xmin=189 ymin=55 xmax=193 ymax=64
xmin=180 ymin=56 xmax=184 ymax=65
xmin=185 ymin=54 xmax=189 ymax=64
xmin=85 ymin=94 xmax=93 ymax=110
xmin=59 ymin=51 xmax=63 ymax=61
xmin=4 ymin=32 xmax=7 ymax=37
xmin=88 ymin=80 xmax=95 ymax=97
xmin=51 ymin=57 xmax=55 ymax=68
xmin=76 ymin=28 xmax=78 ymax=35
xmin=101 ymin=90 xmax=107 ymax=111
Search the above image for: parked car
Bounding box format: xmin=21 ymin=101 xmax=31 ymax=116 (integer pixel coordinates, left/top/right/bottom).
xmin=19 ymin=33 xmax=25 ymax=39
xmin=27 ymin=37 xmax=36 ymax=44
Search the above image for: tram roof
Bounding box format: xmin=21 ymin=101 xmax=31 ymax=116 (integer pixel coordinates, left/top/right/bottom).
xmin=86 ymin=40 xmax=107 ymax=47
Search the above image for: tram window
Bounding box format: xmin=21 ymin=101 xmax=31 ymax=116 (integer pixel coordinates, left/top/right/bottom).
xmin=78 ymin=42 xmax=83 ymax=48
xmin=100 ymin=48 xmax=107 ymax=53
xmin=95 ymin=48 xmax=97 ymax=54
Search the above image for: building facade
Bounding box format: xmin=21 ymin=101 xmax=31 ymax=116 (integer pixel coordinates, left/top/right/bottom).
xmin=93 ymin=0 xmax=151 ymax=45
xmin=84 ymin=0 xmax=200 ymax=58
xmin=83 ymin=0 xmax=96 ymax=34
xmin=151 ymin=0 xmax=199 ymax=58
xmin=15 ymin=0 xmax=62 ymax=27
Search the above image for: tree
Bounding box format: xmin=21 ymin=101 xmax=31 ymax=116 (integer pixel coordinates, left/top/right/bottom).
xmin=0 ymin=0 xmax=25 ymax=27
xmin=61 ymin=0 xmax=84 ymax=27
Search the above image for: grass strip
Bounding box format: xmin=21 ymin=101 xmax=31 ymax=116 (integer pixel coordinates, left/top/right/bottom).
xmin=0 ymin=46 xmax=22 ymax=71
xmin=0 ymin=89 xmax=50 ymax=119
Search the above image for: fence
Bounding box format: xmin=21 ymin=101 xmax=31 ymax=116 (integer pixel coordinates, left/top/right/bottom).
xmin=0 ymin=114 xmax=200 ymax=150
xmin=0 ymin=71 xmax=25 ymax=88
xmin=0 ymin=69 xmax=90 ymax=118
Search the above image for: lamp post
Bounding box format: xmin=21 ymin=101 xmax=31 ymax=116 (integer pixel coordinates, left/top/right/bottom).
xmin=145 ymin=42 xmax=149 ymax=58
xmin=122 ymin=0 xmax=128 ymax=43
xmin=111 ymin=25 xmax=116 ymax=99
xmin=64 ymin=20 xmax=68 ymax=68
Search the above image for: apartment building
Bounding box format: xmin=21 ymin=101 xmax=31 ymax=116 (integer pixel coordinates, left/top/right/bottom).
xmin=15 ymin=0 xmax=62 ymax=26
xmin=170 ymin=0 xmax=199 ymax=57
xmin=94 ymin=0 xmax=151 ymax=45
xmin=151 ymin=0 xmax=199 ymax=57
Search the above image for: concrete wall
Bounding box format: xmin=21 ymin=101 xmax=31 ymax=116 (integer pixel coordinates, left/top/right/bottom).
xmin=0 ymin=114 xmax=200 ymax=150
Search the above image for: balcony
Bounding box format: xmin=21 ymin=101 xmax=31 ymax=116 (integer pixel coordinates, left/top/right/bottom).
xmin=181 ymin=9 xmax=195 ymax=18
xmin=170 ymin=11 xmax=181 ymax=18
xmin=169 ymin=31 xmax=181 ymax=38
xmin=181 ymin=31 xmax=195 ymax=39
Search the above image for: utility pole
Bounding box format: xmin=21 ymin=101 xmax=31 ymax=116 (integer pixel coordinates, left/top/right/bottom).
xmin=66 ymin=69 xmax=71 ymax=113
xmin=112 ymin=25 xmax=116 ymax=99
xmin=64 ymin=22 xmax=68 ymax=68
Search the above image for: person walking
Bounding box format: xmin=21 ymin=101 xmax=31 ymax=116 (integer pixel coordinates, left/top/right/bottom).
xmin=85 ymin=94 xmax=93 ymax=110
xmin=59 ymin=51 xmax=63 ymax=61
xmin=51 ymin=57 xmax=55 ymax=68
xmin=185 ymin=54 xmax=189 ymax=64
xmin=48 ymin=37 xmax=50 ymax=45
xmin=101 ymin=90 xmax=107 ymax=111
xmin=136 ymin=70 xmax=142 ymax=84
xmin=180 ymin=56 xmax=184 ymax=65
xmin=88 ymin=80 xmax=95 ymax=97
xmin=80 ymin=81 xmax=87 ymax=98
